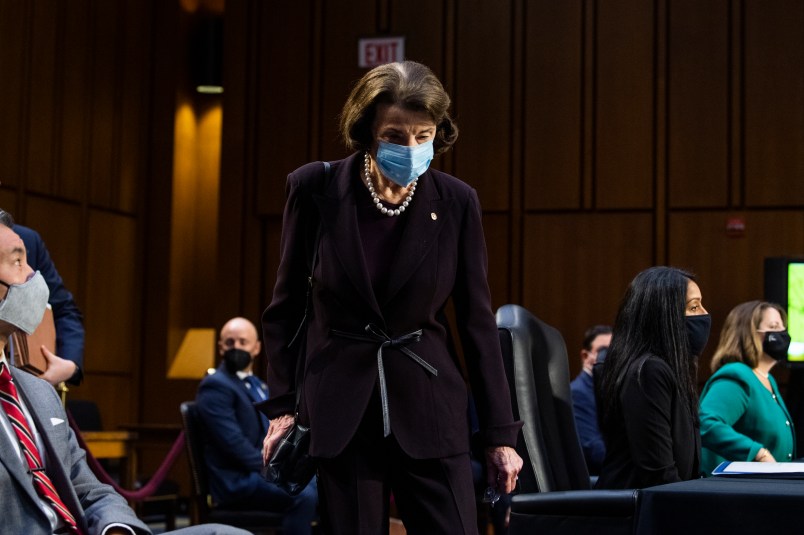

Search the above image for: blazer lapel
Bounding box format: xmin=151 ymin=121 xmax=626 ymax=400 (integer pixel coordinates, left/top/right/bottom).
xmin=220 ymin=366 xmax=257 ymax=406
xmin=2 ymin=373 xmax=83 ymax=528
xmin=17 ymin=382 xmax=85 ymax=527
xmin=384 ymin=170 xmax=452 ymax=304
xmin=0 ymin=424 xmax=43 ymax=511
xmin=217 ymin=366 xmax=267 ymax=436
xmin=314 ymin=157 xmax=382 ymax=317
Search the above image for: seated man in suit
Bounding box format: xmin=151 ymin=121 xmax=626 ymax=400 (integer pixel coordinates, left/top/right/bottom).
xmin=570 ymin=324 xmax=612 ymax=476
xmin=0 ymin=221 xmax=249 ymax=535
xmin=195 ymin=317 xmax=317 ymax=535
xmin=0 ymin=208 xmax=84 ymax=386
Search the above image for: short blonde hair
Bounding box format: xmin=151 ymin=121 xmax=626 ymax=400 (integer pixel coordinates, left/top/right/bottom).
xmin=710 ymin=300 xmax=787 ymax=372
xmin=339 ymin=61 xmax=458 ymax=155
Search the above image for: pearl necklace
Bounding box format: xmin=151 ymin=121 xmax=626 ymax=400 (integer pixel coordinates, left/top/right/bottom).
xmin=364 ymin=153 xmax=417 ymax=217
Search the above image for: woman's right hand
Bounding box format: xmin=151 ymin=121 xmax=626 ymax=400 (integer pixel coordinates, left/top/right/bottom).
xmin=262 ymin=413 xmax=295 ymax=463
xmin=755 ymin=447 xmax=776 ymax=462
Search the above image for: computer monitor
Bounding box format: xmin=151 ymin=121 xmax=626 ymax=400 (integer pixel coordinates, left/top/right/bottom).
xmin=764 ymin=257 xmax=804 ymax=366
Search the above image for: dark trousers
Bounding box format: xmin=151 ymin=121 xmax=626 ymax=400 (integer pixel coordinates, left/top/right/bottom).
xmin=316 ymin=398 xmax=478 ymax=535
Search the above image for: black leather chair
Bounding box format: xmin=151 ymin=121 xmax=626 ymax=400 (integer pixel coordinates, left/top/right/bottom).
xmin=496 ymin=304 xmax=639 ymax=535
xmin=179 ymin=401 xmax=284 ymax=534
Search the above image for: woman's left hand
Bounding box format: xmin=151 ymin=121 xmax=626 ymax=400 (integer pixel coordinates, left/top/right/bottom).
xmin=486 ymin=445 xmax=523 ymax=494
xmin=262 ymin=414 xmax=295 ymax=463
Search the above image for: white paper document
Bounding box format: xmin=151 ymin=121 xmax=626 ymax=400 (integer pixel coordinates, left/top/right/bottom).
xmin=712 ymin=461 xmax=804 ymax=477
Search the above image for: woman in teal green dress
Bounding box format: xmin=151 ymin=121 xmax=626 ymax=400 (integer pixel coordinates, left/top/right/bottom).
xmin=699 ymin=300 xmax=795 ymax=475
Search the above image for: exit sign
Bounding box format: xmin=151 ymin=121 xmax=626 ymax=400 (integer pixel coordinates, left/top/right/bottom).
xmin=358 ymin=36 xmax=405 ymax=68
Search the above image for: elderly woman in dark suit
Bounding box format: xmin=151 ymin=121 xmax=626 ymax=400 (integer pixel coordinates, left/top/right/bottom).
xmin=260 ymin=60 xmax=522 ymax=534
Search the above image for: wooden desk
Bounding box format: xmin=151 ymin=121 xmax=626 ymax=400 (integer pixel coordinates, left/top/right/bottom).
xmin=80 ymin=428 xmax=179 ymax=529
xmin=118 ymin=423 xmax=182 ymax=442
xmin=118 ymin=423 xmax=183 ymax=529
xmin=81 ymin=430 xmax=138 ymax=492
xmin=117 ymin=423 xmax=182 ymax=486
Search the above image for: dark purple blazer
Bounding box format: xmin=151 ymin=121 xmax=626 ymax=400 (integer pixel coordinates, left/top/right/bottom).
xmin=262 ymin=152 xmax=521 ymax=459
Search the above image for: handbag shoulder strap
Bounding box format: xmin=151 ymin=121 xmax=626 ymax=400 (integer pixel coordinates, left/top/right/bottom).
xmin=291 ymin=160 xmax=330 ymax=411
xmin=306 ymin=161 xmax=328 ymax=274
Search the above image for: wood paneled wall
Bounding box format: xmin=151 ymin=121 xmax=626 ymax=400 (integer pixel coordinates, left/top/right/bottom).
xmin=221 ymin=0 xmax=804 ymax=384
xmin=0 ymin=0 xmax=212 ymax=494
xmin=0 ymin=0 xmax=153 ymax=430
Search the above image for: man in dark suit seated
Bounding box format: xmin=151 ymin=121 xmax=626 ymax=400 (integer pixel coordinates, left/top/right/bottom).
xmin=195 ymin=317 xmax=318 ymax=535
xmin=0 ymin=220 xmax=249 ymax=535
xmin=570 ymin=324 xmax=612 ymax=476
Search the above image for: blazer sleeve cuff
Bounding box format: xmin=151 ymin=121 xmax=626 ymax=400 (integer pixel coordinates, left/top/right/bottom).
xmin=255 ymin=392 xmax=296 ymax=419
xmin=483 ymin=420 xmax=524 ymax=448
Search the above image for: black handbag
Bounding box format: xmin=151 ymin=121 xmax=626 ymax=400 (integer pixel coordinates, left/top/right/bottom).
xmin=260 ymin=161 xmax=329 ymax=495
xmin=261 ymin=421 xmax=314 ymax=496
xmin=260 ymin=320 xmax=316 ymax=496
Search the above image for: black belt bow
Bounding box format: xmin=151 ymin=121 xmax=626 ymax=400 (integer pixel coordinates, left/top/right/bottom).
xmin=331 ymin=323 xmax=437 ymax=436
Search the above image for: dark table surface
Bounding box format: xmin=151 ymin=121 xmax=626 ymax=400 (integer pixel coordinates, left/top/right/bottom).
xmin=636 ymin=476 xmax=804 ymax=534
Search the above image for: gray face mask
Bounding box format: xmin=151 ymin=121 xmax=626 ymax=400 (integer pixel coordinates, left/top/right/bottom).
xmin=0 ymin=271 xmax=50 ymax=335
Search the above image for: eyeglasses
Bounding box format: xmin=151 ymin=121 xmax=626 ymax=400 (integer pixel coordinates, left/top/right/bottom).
xmin=482 ymin=486 xmax=501 ymax=507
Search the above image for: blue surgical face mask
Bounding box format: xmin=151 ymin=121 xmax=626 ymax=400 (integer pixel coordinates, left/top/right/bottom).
xmin=375 ymin=139 xmax=434 ymax=187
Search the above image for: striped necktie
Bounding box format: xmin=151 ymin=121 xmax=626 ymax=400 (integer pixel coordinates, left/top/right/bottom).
xmin=0 ymin=362 xmax=82 ymax=534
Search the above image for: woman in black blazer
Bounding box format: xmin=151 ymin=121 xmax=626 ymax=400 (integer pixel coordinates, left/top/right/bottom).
xmin=596 ymin=266 xmax=710 ymax=489
xmin=260 ymin=61 xmax=522 ymax=534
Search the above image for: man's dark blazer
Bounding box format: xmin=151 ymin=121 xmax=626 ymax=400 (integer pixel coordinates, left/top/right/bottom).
xmin=262 ymin=152 xmax=521 ymax=459
xmin=570 ymin=370 xmax=605 ymax=474
xmin=15 ymin=224 xmax=85 ymax=376
xmin=195 ymin=362 xmax=269 ymax=505
xmin=0 ymin=364 xmax=149 ymax=534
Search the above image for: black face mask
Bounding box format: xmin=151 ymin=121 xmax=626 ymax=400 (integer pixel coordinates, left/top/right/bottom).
xmin=223 ymin=348 xmax=252 ymax=373
xmin=762 ymin=330 xmax=792 ymax=361
xmin=685 ymin=314 xmax=712 ymax=357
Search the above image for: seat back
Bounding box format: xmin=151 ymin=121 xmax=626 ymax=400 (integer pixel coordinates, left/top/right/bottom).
xmin=496 ymin=304 xmax=590 ymax=492
xmin=179 ymin=401 xmax=285 ymax=533
xmin=179 ymin=401 xmax=212 ymax=522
